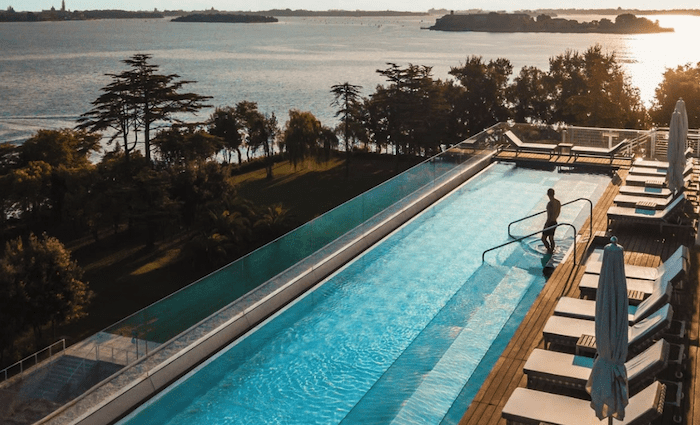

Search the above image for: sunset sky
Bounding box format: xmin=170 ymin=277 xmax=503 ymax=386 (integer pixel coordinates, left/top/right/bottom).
xmin=7 ymin=0 xmax=700 ymax=12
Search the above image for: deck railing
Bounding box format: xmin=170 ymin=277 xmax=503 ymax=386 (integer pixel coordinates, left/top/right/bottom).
xmin=1 ymin=339 xmax=66 ymax=383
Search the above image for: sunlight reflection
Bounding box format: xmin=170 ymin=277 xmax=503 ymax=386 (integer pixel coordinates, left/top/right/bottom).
xmin=620 ymin=15 xmax=700 ymax=107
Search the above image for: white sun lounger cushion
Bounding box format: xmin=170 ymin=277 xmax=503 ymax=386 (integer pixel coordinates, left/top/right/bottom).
xmin=543 ymin=304 xmax=672 ymax=351
xmin=578 ymin=273 xmax=658 ymax=298
xmin=584 ymin=245 xmax=688 ymax=281
xmin=523 ymin=339 xmax=668 ymax=392
xmin=502 ymin=381 xmax=665 ymax=425
xmin=554 ymin=277 xmax=671 ymax=324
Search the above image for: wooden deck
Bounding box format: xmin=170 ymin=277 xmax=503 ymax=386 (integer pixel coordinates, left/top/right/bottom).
xmin=458 ymin=151 xmax=699 ymax=425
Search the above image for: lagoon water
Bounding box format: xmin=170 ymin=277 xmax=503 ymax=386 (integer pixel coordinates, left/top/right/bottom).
xmin=1 ymin=13 xmax=700 ymax=144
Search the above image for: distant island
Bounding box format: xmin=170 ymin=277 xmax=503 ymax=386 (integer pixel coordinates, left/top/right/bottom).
xmin=172 ymin=13 xmax=277 ymax=23
xmin=428 ymin=12 xmax=674 ymax=33
xmin=0 ymin=8 xmax=164 ymax=21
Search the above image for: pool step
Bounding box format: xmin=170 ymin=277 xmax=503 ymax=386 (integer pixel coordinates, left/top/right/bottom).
xmin=340 ymin=263 xmax=536 ymax=425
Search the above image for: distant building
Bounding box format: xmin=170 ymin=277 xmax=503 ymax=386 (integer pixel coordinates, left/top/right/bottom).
xmin=61 ymin=0 xmax=65 ymax=11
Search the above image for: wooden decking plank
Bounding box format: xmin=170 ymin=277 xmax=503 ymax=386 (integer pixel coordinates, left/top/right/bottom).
xmin=459 ymin=400 xmax=489 ymax=425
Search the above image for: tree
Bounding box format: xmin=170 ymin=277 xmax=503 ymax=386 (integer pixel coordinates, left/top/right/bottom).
xmin=241 ymin=103 xmax=278 ymax=179
xmin=15 ymin=129 xmax=100 ymax=226
xmin=7 ymin=160 xmax=52 ymax=221
xmin=448 ymin=56 xmax=513 ymax=136
xmin=650 ymin=62 xmax=700 ymax=128
xmin=19 ymin=129 xmax=100 ymax=169
xmin=0 ymin=143 xmax=20 ymax=232
xmin=76 ymin=73 xmax=140 ymax=162
xmin=181 ymin=196 xmax=256 ymax=269
xmin=1 ymin=233 xmax=91 ymax=343
xmin=370 ymin=63 xmax=450 ymax=162
xmin=77 ymin=53 xmax=212 ymax=164
xmin=507 ymin=66 xmax=552 ymax=123
xmin=331 ymin=82 xmax=362 ymax=176
xmin=130 ymin=167 xmax=179 ymax=247
xmin=282 ymin=109 xmax=322 ymax=168
xmin=152 ymin=126 xmax=223 ymax=166
xmin=208 ymin=106 xmax=244 ymax=164
xmin=254 ymin=204 xmax=291 ymax=240
xmin=170 ymin=160 xmax=237 ymax=227
xmin=548 ymin=45 xmax=645 ymax=128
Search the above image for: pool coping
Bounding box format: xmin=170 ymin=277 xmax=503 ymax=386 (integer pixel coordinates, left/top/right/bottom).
xmin=40 ymin=152 xmax=495 ymax=425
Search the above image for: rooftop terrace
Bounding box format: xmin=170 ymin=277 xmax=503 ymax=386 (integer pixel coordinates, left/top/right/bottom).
xmin=2 ymin=123 xmax=698 ymax=425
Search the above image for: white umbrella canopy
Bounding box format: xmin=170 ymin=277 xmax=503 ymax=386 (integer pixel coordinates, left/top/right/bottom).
xmin=586 ymin=236 xmax=629 ymax=422
xmin=667 ymin=98 xmax=688 ymax=195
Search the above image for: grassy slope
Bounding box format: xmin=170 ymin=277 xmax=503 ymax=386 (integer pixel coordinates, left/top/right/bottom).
xmin=45 ymin=155 xmax=419 ymax=351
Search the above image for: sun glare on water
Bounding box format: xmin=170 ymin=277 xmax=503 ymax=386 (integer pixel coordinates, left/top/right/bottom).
xmin=616 ymin=15 xmax=700 ymax=107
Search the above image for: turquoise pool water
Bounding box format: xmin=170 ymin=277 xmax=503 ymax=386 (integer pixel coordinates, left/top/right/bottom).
xmin=118 ymin=163 xmax=610 ymax=425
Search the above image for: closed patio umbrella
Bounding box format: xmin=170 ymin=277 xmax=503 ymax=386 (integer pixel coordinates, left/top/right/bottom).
xmin=586 ymin=236 xmax=629 ymax=423
xmin=667 ymin=98 xmax=688 ymax=195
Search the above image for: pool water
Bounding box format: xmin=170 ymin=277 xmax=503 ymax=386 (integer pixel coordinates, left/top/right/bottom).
xmin=119 ymin=163 xmax=610 ymax=425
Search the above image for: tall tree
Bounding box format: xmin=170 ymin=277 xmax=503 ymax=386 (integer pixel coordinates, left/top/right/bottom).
xmin=76 ymin=73 xmax=141 ymax=161
xmin=331 ymin=82 xmax=362 ymax=176
xmin=371 ymin=63 xmax=449 ymax=162
xmin=241 ymin=103 xmax=279 ymax=179
xmin=208 ymin=106 xmax=244 ymax=164
xmin=77 ymin=53 xmax=211 ymax=164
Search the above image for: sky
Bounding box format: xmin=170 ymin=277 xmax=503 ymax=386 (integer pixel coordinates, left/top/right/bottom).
xmin=6 ymin=0 xmax=700 ymax=13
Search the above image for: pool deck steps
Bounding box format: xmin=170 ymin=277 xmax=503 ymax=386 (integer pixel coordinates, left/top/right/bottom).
xmin=458 ymin=158 xmax=698 ymax=425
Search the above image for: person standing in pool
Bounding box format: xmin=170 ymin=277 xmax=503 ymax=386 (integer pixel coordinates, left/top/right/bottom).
xmin=542 ymin=188 xmax=561 ymax=254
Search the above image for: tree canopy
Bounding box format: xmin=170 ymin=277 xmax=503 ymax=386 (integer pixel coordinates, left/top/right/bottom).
xmin=77 ymin=53 xmax=212 ymax=164
xmin=651 ymin=62 xmax=700 ymax=128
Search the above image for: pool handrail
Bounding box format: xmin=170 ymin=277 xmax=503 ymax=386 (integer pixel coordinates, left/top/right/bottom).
xmin=507 ymin=197 xmax=593 ymax=243
xmin=482 ymin=222 xmax=578 ymax=265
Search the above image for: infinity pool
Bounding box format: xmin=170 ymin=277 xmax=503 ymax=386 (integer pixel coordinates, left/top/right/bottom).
xmin=119 ymin=163 xmax=610 ymax=425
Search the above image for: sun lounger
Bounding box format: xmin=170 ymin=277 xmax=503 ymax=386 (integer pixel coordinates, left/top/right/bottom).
xmin=571 ymin=139 xmax=630 ymax=163
xmin=629 ymin=164 xmax=669 ymax=177
xmin=542 ymin=304 xmax=673 ymax=356
xmin=578 ymin=274 xmax=672 ymax=305
xmin=618 ymin=184 xmax=672 ymax=198
xmin=607 ymin=193 xmax=689 ymax=232
xmin=524 ymin=339 xmax=669 ymax=397
xmin=585 ymin=244 xmax=688 ymax=282
xmin=633 ymin=147 xmax=694 ymax=169
xmin=613 ymin=193 xmax=674 ymax=210
xmin=628 ymin=159 xmax=693 ymax=178
xmin=502 ymin=380 xmax=666 ymax=425
xmin=625 ymin=173 xmax=693 ymax=188
xmin=500 ymin=130 xmax=556 ymax=158
xmin=556 ymin=276 xmax=671 ymax=324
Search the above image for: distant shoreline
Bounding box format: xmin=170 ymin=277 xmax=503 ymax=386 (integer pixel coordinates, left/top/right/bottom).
xmin=0 ymin=8 xmax=698 ymax=23
xmin=428 ymin=12 xmax=674 ymax=34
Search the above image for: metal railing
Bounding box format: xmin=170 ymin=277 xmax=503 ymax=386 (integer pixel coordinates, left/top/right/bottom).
xmin=482 ymin=222 xmax=578 ymax=264
xmin=507 ymin=197 xmax=593 ymax=243
xmin=1 ymin=339 xmax=66 ymax=383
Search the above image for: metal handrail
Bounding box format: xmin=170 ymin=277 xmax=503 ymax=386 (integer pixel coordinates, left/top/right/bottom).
xmin=1 ymin=339 xmax=66 ymax=383
xmin=482 ymin=222 xmax=578 ymax=265
xmin=507 ymin=197 xmax=593 ymax=243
